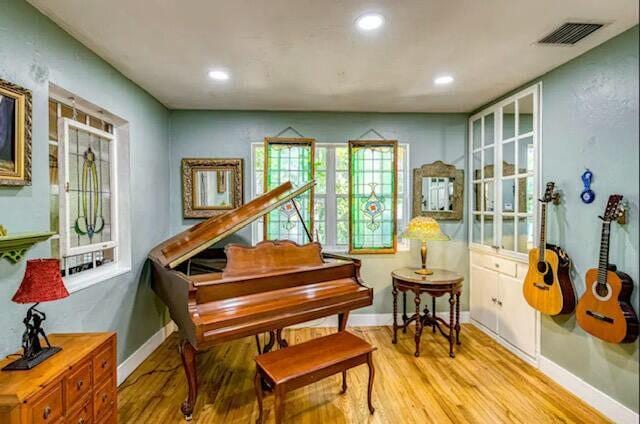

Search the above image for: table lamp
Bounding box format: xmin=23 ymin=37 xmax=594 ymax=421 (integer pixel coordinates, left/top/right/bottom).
xmin=401 ymin=217 xmax=449 ymax=275
xmin=2 ymin=259 xmax=69 ymax=371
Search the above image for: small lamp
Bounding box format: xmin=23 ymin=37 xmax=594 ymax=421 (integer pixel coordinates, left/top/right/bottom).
xmin=3 ymin=259 xmax=69 ymax=371
xmin=401 ymin=217 xmax=449 ymax=275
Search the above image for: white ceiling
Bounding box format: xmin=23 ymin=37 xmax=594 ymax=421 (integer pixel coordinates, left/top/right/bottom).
xmin=28 ymin=0 xmax=638 ymax=112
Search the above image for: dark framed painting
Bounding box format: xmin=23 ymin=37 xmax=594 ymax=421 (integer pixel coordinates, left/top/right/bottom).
xmin=0 ymin=78 xmax=32 ymax=186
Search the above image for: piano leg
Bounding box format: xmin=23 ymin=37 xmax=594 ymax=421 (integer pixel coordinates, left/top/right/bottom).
xmin=263 ymin=331 xmax=276 ymax=353
xmin=179 ymin=339 xmax=198 ymax=421
xmin=338 ymin=312 xmax=350 ymax=331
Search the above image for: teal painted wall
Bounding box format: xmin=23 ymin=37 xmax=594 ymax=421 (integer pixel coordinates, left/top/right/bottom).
xmin=478 ymin=26 xmax=639 ymax=412
xmin=169 ymin=111 xmax=469 ymax=313
xmin=0 ymin=0 xmax=171 ymax=363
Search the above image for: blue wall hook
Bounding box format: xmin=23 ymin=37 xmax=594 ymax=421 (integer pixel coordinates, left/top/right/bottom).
xmin=580 ymin=169 xmax=595 ymax=204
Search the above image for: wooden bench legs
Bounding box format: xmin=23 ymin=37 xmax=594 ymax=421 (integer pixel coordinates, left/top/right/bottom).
xmin=179 ymin=339 xmax=198 ymax=421
xmin=254 ymin=351 xmax=375 ymax=423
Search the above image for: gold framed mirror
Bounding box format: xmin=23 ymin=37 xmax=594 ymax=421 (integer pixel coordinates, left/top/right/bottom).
xmin=182 ymin=158 xmax=243 ymax=218
xmin=413 ymin=160 xmax=464 ymax=221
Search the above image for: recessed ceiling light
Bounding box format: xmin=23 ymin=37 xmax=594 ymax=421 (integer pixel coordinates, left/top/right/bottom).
xmin=356 ymin=13 xmax=384 ymax=31
xmin=208 ymin=70 xmax=230 ymax=81
xmin=434 ymin=75 xmax=454 ymax=85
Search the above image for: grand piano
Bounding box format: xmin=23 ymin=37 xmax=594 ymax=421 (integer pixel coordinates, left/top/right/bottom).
xmin=148 ymin=180 xmax=373 ymax=420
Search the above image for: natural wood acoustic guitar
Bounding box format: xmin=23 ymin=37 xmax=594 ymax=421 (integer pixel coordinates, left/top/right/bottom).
xmin=523 ymin=182 xmax=576 ymax=315
xmin=576 ymin=194 xmax=639 ymax=344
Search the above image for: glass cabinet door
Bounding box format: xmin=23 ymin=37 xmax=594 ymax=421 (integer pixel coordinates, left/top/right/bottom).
xmin=469 ymin=84 xmax=539 ymax=256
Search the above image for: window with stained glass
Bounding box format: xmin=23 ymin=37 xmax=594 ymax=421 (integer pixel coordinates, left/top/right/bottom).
xmin=348 ymin=140 xmax=398 ymax=253
xmin=49 ymin=97 xmax=118 ymax=278
xmin=252 ymin=142 xmax=408 ymax=252
xmin=263 ymin=137 xmax=315 ymax=244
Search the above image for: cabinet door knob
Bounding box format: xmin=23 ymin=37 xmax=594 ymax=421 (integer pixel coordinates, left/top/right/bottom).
xmin=43 ymin=406 xmax=51 ymax=419
xmin=102 ymin=393 xmax=108 ymax=403
xmin=101 ymin=359 xmax=108 ymax=369
xmin=76 ymin=379 xmax=84 ymax=390
xmin=491 ymin=297 xmax=497 ymax=303
xmin=494 ymin=263 xmax=500 ymax=268
xmin=497 ymin=300 xmax=503 ymax=306
xmin=79 ymin=418 xmax=85 ymax=424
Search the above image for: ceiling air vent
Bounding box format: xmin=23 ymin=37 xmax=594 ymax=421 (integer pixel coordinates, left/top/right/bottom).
xmin=538 ymin=23 xmax=604 ymax=45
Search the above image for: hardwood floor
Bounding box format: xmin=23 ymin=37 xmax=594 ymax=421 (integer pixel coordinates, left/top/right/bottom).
xmin=118 ymin=325 xmax=609 ymax=423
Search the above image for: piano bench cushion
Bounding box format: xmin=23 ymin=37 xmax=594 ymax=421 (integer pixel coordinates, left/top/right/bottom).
xmin=255 ymin=331 xmax=376 ymax=385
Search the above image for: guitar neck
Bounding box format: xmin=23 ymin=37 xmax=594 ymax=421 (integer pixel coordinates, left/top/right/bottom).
xmin=597 ymin=221 xmax=611 ymax=285
xmin=538 ymin=203 xmax=547 ymax=257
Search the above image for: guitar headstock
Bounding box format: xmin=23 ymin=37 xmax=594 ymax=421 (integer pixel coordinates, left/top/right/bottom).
xmin=539 ymin=182 xmax=559 ymax=204
xmin=600 ymin=194 xmax=625 ymax=223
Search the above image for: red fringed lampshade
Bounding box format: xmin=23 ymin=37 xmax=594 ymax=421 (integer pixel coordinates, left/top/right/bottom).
xmin=12 ymin=259 xmax=69 ymax=304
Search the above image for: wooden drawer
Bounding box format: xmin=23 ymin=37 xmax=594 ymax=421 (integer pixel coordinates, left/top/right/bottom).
xmin=66 ymin=398 xmax=93 ymax=424
xmin=471 ymin=251 xmax=517 ymax=277
xmin=92 ymin=343 xmax=114 ymax=385
xmin=28 ymin=383 xmax=63 ymax=424
xmin=96 ymin=410 xmax=116 ymax=424
xmin=93 ymin=377 xmax=115 ymax=421
xmin=65 ymin=360 xmax=92 ymax=410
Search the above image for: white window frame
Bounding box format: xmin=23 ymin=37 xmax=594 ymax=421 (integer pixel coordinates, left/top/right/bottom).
xmin=250 ymin=142 xmax=410 ymax=253
xmin=59 ymin=118 xmax=119 ymax=257
xmin=49 ymin=86 xmax=132 ymax=293
xmin=468 ymin=83 xmax=542 ymax=261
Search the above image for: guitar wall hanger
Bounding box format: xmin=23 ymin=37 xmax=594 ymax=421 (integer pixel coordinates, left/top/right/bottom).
xmin=598 ymin=202 xmax=626 ymax=225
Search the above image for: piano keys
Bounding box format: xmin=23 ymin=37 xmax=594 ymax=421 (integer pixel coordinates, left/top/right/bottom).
xmin=148 ymin=180 xmax=373 ymax=420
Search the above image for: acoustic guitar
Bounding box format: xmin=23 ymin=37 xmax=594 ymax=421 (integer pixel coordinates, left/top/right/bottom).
xmin=523 ymin=182 xmax=576 ymax=315
xmin=576 ymin=194 xmax=639 ymax=344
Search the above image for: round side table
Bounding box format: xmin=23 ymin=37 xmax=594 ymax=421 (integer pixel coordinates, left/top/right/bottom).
xmin=391 ymin=267 xmax=463 ymax=358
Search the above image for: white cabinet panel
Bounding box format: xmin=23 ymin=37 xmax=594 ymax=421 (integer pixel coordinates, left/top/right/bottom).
xmin=470 ymin=264 xmax=499 ymax=333
xmin=498 ymin=274 xmax=537 ymax=357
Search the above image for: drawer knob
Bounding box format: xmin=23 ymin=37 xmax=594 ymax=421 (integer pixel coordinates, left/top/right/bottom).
xmin=101 ymin=360 xmax=108 ymax=369
xmin=76 ymin=379 xmax=84 ymax=390
xmin=491 ymin=297 xmax=497 ymax=303
xmin=497 ymin=300 xmax=503 ymax=306
xmin=43 ymin=406 xmax=51 ymax=419
xmin=102 ymin=393 xmax=108 ymax=403
xmin=79 ymin=418 xmax=85 ymax=424
xmin=495 ymin=263 xmax=500 ymax=268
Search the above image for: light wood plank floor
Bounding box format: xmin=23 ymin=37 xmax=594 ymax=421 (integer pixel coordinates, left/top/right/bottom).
xmin=118 ymin=325 xmax=609 ymax=423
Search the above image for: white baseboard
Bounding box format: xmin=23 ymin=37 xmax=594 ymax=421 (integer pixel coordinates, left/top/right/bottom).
xmin=117 ymin=320 xmax=177 ymax=386
xmin=539 ymin=356 xmax=639 ymax=424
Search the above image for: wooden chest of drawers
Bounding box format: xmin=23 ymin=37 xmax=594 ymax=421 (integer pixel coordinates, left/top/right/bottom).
xmin=0 ymin=333 xmax=117 ymax=424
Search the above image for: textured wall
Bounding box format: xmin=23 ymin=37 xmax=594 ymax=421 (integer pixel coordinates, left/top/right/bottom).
xmin=476 ymin=26 xmax=639 ymax=413
xmin=169 ymin=111 xmax=469 ymax=313
xmin=0 ymin=0 xmax=171 ymax=363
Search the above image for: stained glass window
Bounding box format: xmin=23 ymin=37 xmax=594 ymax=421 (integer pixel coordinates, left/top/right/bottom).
xmin=263 ymin=137 xmax=315 ymax=244
xmin=58 ymin=117 xmax=117 ymax=274
xmin=349 ymin=140 xmax=397 ymax=253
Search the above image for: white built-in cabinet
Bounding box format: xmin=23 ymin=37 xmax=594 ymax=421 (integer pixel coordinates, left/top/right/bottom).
xmin=468 ymin=84 xmax=541 ymax=361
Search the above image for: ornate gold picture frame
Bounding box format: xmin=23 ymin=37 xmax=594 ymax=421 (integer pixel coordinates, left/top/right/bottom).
xmin=182 ymin=158 xmax=243 ymax=218
xmin=0 ymin=79 xmax=32 ymax=186
xmin=413 ymin=160 xmax=464 ymax=221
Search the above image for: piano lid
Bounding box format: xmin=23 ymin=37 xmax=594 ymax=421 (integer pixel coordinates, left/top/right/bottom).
xmin=149 ymin=180 xmax=315 ymax=269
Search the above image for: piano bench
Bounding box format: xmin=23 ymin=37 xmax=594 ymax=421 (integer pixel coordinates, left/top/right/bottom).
xmin=254 ymin=331 xmax=376 ymax=424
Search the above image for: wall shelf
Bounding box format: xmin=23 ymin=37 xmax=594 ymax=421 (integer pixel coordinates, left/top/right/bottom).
xmin=0 ymin=229 xmax=55 ymax=263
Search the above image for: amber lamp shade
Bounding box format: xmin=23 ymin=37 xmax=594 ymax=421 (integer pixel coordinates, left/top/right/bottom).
xmin=401 ymin=217 xmax=449 ymax=275
xmin=3 ymin=259 xmax=69 ymax=371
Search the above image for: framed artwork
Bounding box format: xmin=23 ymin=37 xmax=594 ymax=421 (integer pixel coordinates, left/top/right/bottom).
xmin=182 ymin=158 xmax=244 ymax=218
xmin=348 ymin=140 xmax=398 ymax=254
xmin=263 ymin=137 xmax=315 ymax=244
xmin=0 ymin=79 xmax=32 ymax=186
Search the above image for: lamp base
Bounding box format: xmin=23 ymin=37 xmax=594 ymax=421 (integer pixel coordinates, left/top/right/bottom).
xmin=2 ymin=346 xmax=62 ymax=371
xmin=414 ymin=268 xmax=434 ymax=276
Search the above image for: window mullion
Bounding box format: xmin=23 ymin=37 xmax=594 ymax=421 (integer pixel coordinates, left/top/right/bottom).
xmin=325 ymin=146 xmax=337 ymax=247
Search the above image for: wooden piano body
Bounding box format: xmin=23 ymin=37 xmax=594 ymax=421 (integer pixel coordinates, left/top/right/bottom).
xmin=148 ymin=181 xmax=373 ymax=420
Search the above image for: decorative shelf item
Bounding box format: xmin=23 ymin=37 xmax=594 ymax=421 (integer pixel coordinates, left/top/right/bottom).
xmin=0 ymin=226 xmax=55 ymax=263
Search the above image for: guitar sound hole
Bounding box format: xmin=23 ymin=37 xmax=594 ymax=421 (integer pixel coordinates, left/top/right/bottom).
xmin=537 ymin=261 xmax=554 ymax=285
xmin=595 ymin=283 xmax=609 ymax=297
